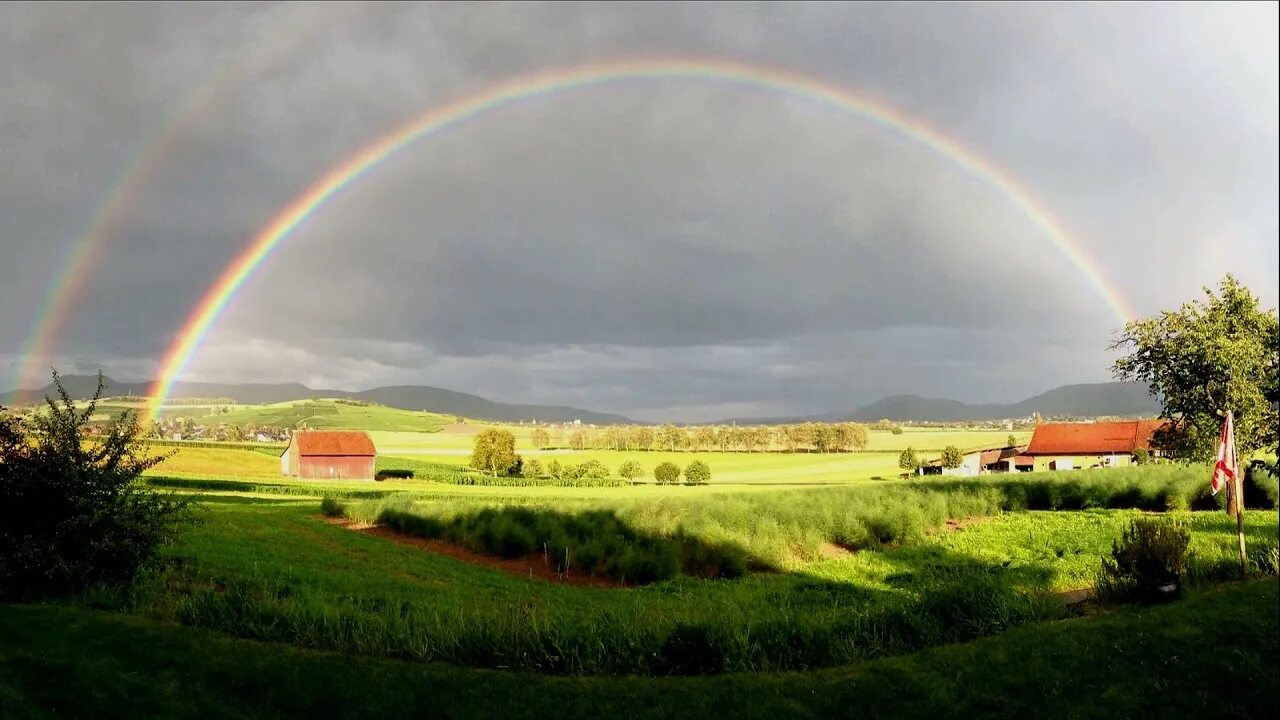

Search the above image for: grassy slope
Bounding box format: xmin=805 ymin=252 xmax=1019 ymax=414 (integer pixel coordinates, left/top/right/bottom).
xmin=1 ymin=580 xmax=1273 ymax=719
xmin=193 ymin=400 xmax=453 ymax=432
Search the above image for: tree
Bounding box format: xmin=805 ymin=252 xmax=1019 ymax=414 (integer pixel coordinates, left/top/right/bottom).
xmin=1007 ymin=434 xmax=1018 ymax=448
xmin=654 ymin=461 xmax=681 ymax=485
xmin=568 ymin=429 xmax=587 ymax=451
xmin=547 ymin=459 xmax=564 ymax=480
xmin=531 ymin=427 xmax=550 ymax=449
xmin=619 ymin=460 xmax=644 ymax=483
xmin=684 ymin=460 xmax=711 ymax=485
xmin=631 ymin=426 xmax=654 ymax=451
xmin=469 ymin=429 xmax=519 ymax=476
xmin=810 ymin=423 xmax=835 ymax=453
xmin=524 ymin=458 xmax=545 ymax=479
xmin=0 ymin=371 xmax=192 ymax=599
xmin=657 ymin=424 xmax=683 ymax=452
xmin=940 ymin=445 xmax=964 ymax=469
xmin=899 ymin=446 xmax=920 ymax=472
xmin=838 ymin=423 xmax=869 ymax=451
xmin=696 ymin=425 xmax=716 ymax=448
xmin=1111 ymin=275 xmax=1279 ymax=460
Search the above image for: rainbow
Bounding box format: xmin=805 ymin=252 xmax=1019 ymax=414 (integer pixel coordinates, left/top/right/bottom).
xmin=145 ymin=57 xmax=1135 ymax=421
xmin=8 ymin=1 xmax=330 ymax=403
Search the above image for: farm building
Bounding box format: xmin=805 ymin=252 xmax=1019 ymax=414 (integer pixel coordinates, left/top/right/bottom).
xmin=1022 ymin=420 xmax=1165 ymax=471
xmin=280 ymin=430 xmax=376 ymax=480
xmin=918 ymin=444 xmax=1029 ymax=476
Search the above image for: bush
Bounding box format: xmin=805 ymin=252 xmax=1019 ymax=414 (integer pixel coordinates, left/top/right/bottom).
xmin=0 ymin=372 xmax=193 ymax=600
xmin=523 ymin=458 xmax=545 ymax=479
xmin=1098 ymin=517 xmax=1190 ymax=603
xmin=684 ymin=460 xmax=711 ymax=485
xmin=619 ymin=460 xmax=644 ymax=483
xmin=890 ymin=426 xmax=904 ymax=435
xmin=1133 ymin=448 xmax=1150 ymax=466
xmin=654 ymin=462 xmax=681 ymax=485
xmin=576 ymin=459 xmax=609 ymax=480
xmin=374 ymin=469 xmax=415 ymax=481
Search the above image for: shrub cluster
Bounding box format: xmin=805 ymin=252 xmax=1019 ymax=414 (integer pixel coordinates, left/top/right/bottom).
xmin=374 ymin=469 xmax=415 ymax=481
xmin=1097 ymin=518 xmax=1191 ymax=602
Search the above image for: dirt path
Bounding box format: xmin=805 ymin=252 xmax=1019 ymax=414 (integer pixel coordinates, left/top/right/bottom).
xmin=322 ymin=517 xmax=628 ymax=589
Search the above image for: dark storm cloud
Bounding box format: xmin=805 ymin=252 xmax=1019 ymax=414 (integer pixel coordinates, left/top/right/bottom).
xmin=1 ymin=2 xmax=1275 ymax=419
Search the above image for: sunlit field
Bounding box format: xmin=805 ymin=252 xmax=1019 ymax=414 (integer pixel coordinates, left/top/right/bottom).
xmin=105 ymin=473 xmax=1280 ymax=676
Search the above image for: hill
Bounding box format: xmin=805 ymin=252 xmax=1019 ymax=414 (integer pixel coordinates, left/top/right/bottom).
xmin=724 ymin=382 xmax=1160 ymax=424
xmin=838 ymin=382 xmax=1159 ymax=421
xmin=4 ymin=376 xmax=630 ymax=424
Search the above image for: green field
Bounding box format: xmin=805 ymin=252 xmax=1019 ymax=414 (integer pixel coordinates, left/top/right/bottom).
xmin=15 ymin=439 xmax=1280 ymax=715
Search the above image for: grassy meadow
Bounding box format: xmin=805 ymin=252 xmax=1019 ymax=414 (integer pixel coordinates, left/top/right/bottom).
xmin=13 ymin=428 xmax=1280 ymax=714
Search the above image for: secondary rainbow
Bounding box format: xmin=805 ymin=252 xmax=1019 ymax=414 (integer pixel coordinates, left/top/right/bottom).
xmin=9 ymin=1 xmax=324 ymax=402
xmin=145 ymin=57 xmax=1135 ymax=421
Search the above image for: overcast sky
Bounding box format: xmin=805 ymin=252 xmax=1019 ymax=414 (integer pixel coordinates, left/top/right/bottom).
xmin=1 ymin=2 xmax=1276 ymax=421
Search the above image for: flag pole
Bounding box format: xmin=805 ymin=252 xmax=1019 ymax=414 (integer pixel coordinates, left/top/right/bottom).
xmin=1234 ymin=451 xmax=1247 ymax=578
xmin=1226 ymin=407 xmax=1247 ymax=578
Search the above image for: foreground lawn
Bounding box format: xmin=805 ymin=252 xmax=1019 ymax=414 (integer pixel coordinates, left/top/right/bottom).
xmin=1 ymin=580 xmax=1273 ymax=719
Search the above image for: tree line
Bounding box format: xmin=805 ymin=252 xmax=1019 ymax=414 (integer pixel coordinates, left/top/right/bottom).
xmin=528 ymin=422 xmax=871 ymax=453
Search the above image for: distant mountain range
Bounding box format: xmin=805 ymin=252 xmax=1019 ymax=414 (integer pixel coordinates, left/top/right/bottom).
xmin=2 ymin=376 xmax=631 ymax=425
xmin=6 ymin=377 xmax=1159 ymax=426
xmin=721 ymin=382 xmax=1160 ymax=424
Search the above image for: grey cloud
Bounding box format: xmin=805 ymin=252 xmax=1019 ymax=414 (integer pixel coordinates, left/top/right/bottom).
xmin=1 ymin=2 xmax=1275 ymax=420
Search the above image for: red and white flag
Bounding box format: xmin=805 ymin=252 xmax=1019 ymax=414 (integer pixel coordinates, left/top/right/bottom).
xmin=1211 ymin=410 xmax=1238 ymax=496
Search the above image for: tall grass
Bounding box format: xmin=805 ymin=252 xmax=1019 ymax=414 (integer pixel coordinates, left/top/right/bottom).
xmin=159 ymin=564 xmax=1065 ymax=675
xmin=342 ymin=465 xmax=1273 ymax=570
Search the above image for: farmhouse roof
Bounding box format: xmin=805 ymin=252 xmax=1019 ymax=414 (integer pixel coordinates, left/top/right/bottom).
xmin=292 ymin=430 xmax=376 ymax=457
xmin=1025 ymin=420 xmax=1166 ymax=455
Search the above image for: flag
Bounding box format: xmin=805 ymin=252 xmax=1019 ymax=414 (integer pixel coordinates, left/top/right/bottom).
xmin=1210 ymin=410 xmax=1237 ymax=497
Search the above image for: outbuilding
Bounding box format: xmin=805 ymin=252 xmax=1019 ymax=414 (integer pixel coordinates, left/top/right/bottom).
xmin=280 ymin=430 xmax=376 ymax=480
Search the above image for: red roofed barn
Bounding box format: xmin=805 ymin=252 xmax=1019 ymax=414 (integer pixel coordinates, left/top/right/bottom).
xmin=280 ymin=430 xmax=376 ymax=480
xmin=1023 ymin=420 xmax=1165 ymax=471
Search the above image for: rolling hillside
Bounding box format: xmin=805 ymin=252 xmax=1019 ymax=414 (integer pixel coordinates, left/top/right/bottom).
xmin=4 ymin=376 xmax=630 ymax=424
xmin=723 ymin=382 xmax=1161 ymax=423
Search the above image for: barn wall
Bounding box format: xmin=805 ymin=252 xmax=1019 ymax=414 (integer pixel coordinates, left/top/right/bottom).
xmin=297 ymin=455 xmax=375 ymax=480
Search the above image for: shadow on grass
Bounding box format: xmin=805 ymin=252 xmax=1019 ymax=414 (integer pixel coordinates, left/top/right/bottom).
xmin=377 ymin=505 xmax=755 ymax=584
